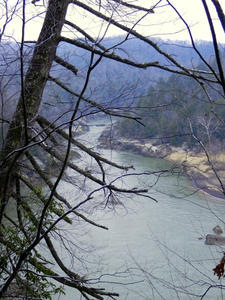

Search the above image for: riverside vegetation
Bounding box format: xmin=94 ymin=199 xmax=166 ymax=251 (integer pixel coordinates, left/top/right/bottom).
xmin=99 ymin=69 xmax=225 ymax=200
xmin=1 ymin=2 xmax=225 ymax=295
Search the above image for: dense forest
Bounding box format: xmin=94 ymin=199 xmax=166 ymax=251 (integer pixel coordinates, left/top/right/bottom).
xmin=116 ymin=55 xmax=225 ymax=149
xmin=0 ymin=36 xmax=218 ymax=126
xmin=48 ymin=37 xmax=219 ymax=116
xmin=1 ymin=37 xmax=223 ymax=150
xmin=1 ymin=1 xmax=225 ymax=299
xmin=45 ymin=38 xmax=225 ymax=151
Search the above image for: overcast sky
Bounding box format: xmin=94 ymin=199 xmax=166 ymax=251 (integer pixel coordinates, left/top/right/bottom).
xmin=1 ymin=0 xmax=225 ymax=43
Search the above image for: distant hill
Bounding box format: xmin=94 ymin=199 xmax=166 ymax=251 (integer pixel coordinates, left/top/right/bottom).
xmin=55 ymin=36 xmax=217 ymax=99
xmin=0 ymin=37 xmax=220 ymax=125
xmin=115 ymin=63 xmax=225 ymax=148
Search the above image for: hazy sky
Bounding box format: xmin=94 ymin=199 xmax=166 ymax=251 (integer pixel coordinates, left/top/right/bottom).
xmin=1 ymin=0 xmax=225 ymax=42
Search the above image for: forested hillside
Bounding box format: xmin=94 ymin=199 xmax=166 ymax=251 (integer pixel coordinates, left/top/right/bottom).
xmin=116 ymin=58 xmax=225 ymax=149
xmin=0 ymin=36 xmax=223 ymax=151
xmin=53 ymin=36 xmax=217 ymax=104
xmin=0 ymin=37 xmax=217 ymax=127
xmin=42 ymin=37 xmax=220 ymax=128
xmin=1 ymin=1 xmax=225 ymax=299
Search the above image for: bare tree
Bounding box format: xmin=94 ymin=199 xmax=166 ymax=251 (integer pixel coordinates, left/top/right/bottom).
xmin=0 ymin=0 xmax=162 ymax=299
xmin=1 ymin=0 xmax=225 ymax=299
xmin=127 ymin=1 xmax=225 ymax=299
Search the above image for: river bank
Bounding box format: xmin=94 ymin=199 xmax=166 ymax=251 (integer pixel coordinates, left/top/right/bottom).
xmin=166 ymin=148 xmax=225 ymax=200
xmin=98 ymin=130 xmax=225 ymax=200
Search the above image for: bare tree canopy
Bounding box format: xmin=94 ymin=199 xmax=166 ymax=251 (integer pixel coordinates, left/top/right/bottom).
xmin=0 ymin=0 xmax=225 ymax=299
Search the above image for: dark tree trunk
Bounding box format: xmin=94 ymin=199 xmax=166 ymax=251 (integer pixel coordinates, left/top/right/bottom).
xmin=0 ymin=0 xmax=69 ymax=222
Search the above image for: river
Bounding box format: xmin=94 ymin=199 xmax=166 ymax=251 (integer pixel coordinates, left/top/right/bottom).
xmin=55 ymin=122 xmax=225 ymax=300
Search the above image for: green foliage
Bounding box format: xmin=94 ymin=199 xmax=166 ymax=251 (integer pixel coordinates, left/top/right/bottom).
xmin=117 ymin=72 xmax=225 ymax=148
xmin=0 ymin=186 xmax=68 ymax=299
xmin=0 ymin=227 xmax=65 ymax=299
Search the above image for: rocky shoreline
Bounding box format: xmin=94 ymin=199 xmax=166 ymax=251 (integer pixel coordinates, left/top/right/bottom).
xmin=98 ymin=128 xmax=173 ymax=158
xmin=98 ymin=128 xmax=225 ymax=200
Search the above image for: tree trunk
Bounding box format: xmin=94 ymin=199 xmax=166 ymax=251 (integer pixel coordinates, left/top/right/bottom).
xmin=0 ymin=0 xmax=69 ymax=222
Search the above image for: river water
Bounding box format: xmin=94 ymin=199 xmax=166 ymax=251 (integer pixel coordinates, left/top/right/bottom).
xmin=56 ymin=123 xmax=225 ymax=300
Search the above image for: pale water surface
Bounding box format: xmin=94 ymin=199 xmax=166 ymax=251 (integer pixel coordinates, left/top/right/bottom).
xmin=54 ymin=123 xmax=225 ymax=300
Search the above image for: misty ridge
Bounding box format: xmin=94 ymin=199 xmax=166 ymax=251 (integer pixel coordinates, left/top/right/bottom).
xmin=1 ymin=2 xmax=225 ymax=299
xmin=1 ymin=36 xmax=224 ymax=152
xmin=0 ymin=36 xmax=220 ymax=119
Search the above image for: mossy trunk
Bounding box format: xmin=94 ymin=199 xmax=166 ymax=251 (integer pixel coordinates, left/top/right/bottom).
xmin=0 ymin=0 xmax=69 ymax=223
